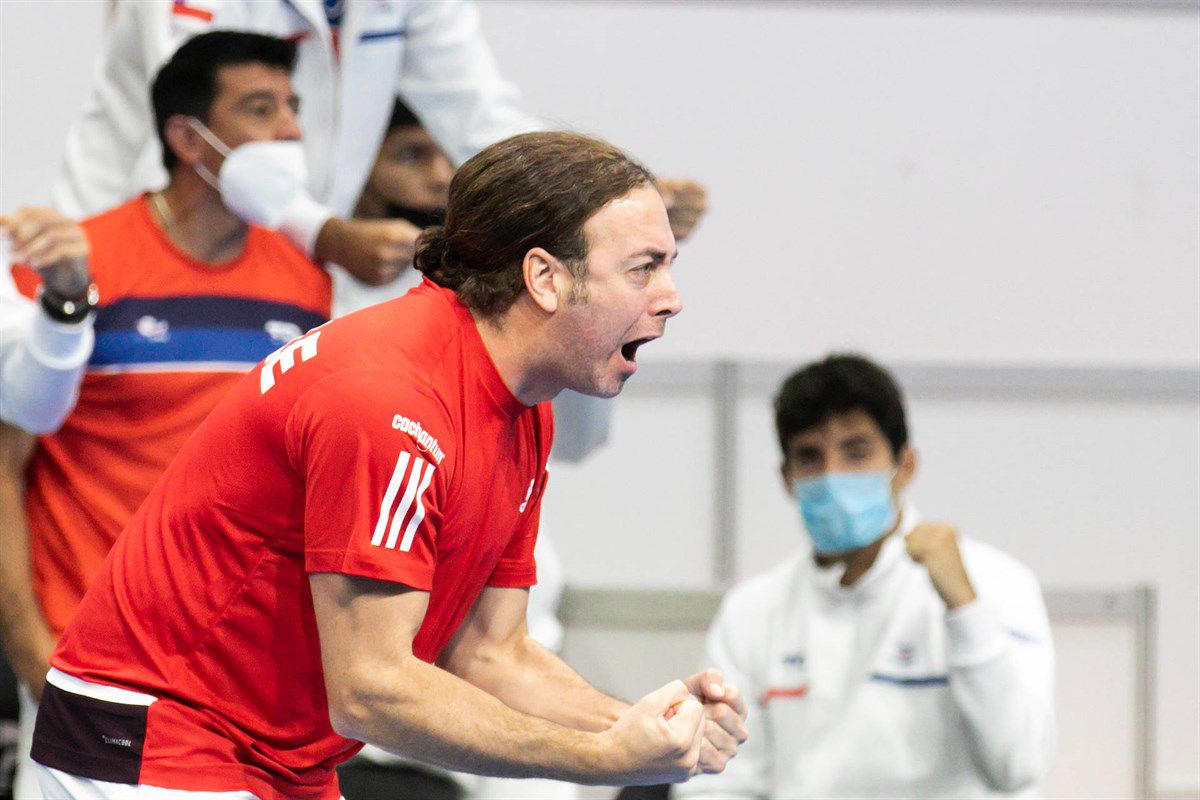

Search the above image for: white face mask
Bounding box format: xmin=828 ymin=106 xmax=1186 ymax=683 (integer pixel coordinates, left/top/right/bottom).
xmin=188 ymin=119 xmax=308 ymax=229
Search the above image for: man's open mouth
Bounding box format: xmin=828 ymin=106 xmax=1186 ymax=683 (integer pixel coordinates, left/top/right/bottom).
xmin=620 ymin=336 xmax=656 ymax=363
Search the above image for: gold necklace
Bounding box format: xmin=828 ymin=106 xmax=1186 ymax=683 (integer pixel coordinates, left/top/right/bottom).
xmin=150 ymin=191 xmax=174 ymax=233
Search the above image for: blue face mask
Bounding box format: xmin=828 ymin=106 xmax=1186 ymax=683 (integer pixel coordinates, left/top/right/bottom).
xmin=794 ymin=471 xmax=898 ymax=555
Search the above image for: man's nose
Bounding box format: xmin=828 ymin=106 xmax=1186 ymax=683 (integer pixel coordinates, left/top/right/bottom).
xmin=431 ymin=154 xmax=454 ymax=189
xmin=277 ymin=107 xmax=303 ymax=141
xmin=653 ymin=270 xmax=683 ymax=318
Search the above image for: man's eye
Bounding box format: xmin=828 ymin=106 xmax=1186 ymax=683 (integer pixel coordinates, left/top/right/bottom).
xmin=397 ymin=145 xmax=438 ymax=165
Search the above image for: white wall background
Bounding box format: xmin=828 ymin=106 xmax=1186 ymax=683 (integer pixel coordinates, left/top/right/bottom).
xmin=474 ymin=1 xmax=1200 ymax=792
xmin=478 ymin=0 xmax=1200 ymax=369
xmin=1 ymin=0 xmax=1197 ymax=793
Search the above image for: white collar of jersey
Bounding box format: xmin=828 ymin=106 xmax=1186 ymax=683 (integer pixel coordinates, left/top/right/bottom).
xmin=808 ymin=502 xmax=921 ymax=600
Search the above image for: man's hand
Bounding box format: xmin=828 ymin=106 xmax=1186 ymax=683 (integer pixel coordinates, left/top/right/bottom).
xmin=0 ymin=207 xmax=91 ymax=298
xmin=682 ymin=668 xmax=748 ymax=774
xmin=905 ymin=522 xmax=977 ymax=610
xmin=657 ymin=178 xmax=708 ymax=241
xmin=313 ymin=216 xmax=420 ymax=286
xmin=599 ymin=680 xmax=707 ymax=785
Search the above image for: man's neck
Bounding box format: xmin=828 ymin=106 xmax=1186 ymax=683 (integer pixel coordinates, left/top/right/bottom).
xmin=155 ymin=173 xmax=249 ymax=265
xmin=352 ymin=187 xmax=385 ymax=220
xmin=816 ymin=511 xmax=904 ymax=588
xmin=471 ymin=303 xmax=559 ymax=407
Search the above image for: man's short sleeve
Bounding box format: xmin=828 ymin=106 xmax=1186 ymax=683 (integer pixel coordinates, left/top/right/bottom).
xmin=287 ymin=369 xmax=454 ymax=591
xmin=486 ymin=468 xmax=546 ymax=588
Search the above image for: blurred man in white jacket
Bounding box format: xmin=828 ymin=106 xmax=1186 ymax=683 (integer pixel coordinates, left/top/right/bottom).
xmin=677 ymin=354 xmax=1055 ymax=800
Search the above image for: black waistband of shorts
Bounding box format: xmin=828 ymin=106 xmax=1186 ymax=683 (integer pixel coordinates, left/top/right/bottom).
xmin=32 ymin=679 xmax=148 ymax=784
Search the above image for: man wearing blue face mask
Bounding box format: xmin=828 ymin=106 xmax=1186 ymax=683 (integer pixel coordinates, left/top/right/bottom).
xmin=677 ymin=353 xmax=1056 ymax=800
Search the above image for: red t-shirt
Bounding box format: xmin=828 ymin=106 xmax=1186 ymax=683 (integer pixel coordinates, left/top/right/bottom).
xmin=13 ymin=196 xmax=331 ymax=637
xmin=50 ymin=279 xmax=553 ymax=799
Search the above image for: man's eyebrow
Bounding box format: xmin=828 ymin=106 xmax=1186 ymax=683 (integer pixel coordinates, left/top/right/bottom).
xmin=628 ymin=247 xmax=680 ymax=263
xmin=234 ymin=90 xmax=286 ymax=106
xmin=838 ymin=435 xmax=872 ymax=448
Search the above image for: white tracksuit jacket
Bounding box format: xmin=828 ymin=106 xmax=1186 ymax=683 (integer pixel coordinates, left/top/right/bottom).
xmin=677 ymin=506 xmax=1056 ymax=800
xmin=0 ymin=251 xmax=92 ymax=435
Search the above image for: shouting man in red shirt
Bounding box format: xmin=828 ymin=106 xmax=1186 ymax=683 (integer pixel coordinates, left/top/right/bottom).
xmin=33 ymin=131 xmax=747 ymax=800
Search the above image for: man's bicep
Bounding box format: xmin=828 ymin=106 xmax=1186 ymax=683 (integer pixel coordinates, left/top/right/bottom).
xmin=438 ymin=585 xmax=529 ymax=676
xmin=462 ymin=585 xmax=532 ymax=645
xmin=309 ymin=573 xmax=430 ymax=692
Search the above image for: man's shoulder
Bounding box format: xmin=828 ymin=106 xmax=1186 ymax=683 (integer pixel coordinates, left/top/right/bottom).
xmin=959 ymin=536 xmax=1035 ymax=575
xmin=271 ymin=285 xmax=470 ymax=445
xmin=81 ymin=196 xmax=145 ymax=238
xmin=287 ymin=356 xmax=454 ymax=443
xmin=248 ymin=225 xmax=318 ymax=268
xmin=321 ymin=283 xmax=461 ymax=370
xmin=244 ymin=227 xmax=332 ymax=311
xmin=958 ymin=536 xmax=1042 ymax=597
xmin=80 ymin=198 xmax=161 ymax=289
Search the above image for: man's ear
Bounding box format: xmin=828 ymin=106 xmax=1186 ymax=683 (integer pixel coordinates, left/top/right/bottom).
xmin=779 ymin=459 xmax=793 ymax=497
xmin=163 ymin=115 xmax=204 ymax=168
xmin=893 ymin=445 xmax=917 ymax=493
xmin=522 ymin=247 xmax=565 ymax=314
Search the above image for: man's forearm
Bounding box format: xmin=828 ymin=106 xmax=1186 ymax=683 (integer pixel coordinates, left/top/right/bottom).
xmin=313 ymin=576 xmax=705 ymax=786
xmin=0 ymin=423 xmax=55 ymax=698
xmin=448 ymin=634 xmax=627 ymax=732
xmin=331 ymin=650 xmax=614 ymax=784
xmin=946 ymin=602 xmax=1055 ymax=791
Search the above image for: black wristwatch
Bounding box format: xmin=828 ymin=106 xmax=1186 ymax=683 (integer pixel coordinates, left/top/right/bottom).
xmin=38 ymin=282 xmax=99 ymax=324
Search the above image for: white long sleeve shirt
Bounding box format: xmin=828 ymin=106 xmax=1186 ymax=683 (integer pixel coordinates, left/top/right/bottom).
xmin=52 ymin=0 xmax=541 ymax=313
xmin=0 ymin=257 xmax=93 ymax=434
xmin=677 ymin=506 xmax=1056 ymax=800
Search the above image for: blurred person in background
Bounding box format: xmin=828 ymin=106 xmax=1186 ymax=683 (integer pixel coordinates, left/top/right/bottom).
xmin=352 ymin=98 xmax=452 ymax=228
xmin=675 ymin=354 xmax=1056 ymax=800
xmin=0 ymin=208 xmax=95 ymax=799
xmin=53 ymin=0 xmax=708 ymax=316
xmin=0 ymin=31 xmax=331 ymax=799
xmin=335 ymin=100 xmax=580 ymax=800
xmin=341 ymin=97 xmax=452 ymax=313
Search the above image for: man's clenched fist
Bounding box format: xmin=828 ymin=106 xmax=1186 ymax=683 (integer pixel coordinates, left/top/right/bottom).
xmin=1 ymin=207 xmax=91 ymax=298
xmin=600 ymin=680 xmax=707 ymax=785
xmin=314 ymin=216 xmax=421 ymax=286
xmin=658 ymin=178 xmax=708 ymax=241
xmin=905 ymin=522 xmax=977 ymax=610
xmin=682 ymin=668 xmax=749 ymax=775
